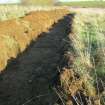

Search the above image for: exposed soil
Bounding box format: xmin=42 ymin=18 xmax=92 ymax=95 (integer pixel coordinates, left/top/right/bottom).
xmin=0 ymin=14 xmax=72 ymax=105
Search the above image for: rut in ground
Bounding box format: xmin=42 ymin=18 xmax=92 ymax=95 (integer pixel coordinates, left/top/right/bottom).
xmin=0 ymin=14 xmax=72 ymax=105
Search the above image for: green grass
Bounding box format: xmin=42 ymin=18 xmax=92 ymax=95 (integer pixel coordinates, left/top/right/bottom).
xmin=60 ymin=1 xmax=105 ymax=8
xmin=72 ymin=12 xmax=105 ymax=77
xmin=70 ymin=12 xmax=105 ymax=104
xmin=0 ymin=5 xmax=60 ymax=21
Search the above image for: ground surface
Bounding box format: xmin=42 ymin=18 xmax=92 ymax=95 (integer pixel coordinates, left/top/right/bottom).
xmin=0 ymin=15 xmax=71 ymax=105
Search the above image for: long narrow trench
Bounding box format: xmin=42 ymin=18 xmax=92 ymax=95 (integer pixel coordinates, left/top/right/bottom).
xmin=0 ymin=14 xmax=72 ymax=105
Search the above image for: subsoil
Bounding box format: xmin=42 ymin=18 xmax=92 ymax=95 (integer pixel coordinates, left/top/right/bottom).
xmin=0 ymin=14 xmax=72 ymax=105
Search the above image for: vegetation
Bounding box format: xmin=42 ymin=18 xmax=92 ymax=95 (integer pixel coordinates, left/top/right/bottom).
xmin=0 ymin=5 xmax=50 ymax=21
xmin=0 ymin=4 xmax=104 ymax=104
xmin=0 ymin=5 xmax=64 ymax=21
xmin=22 ymin=0 xmax=54 ymax=5
xmin=59 ymin=1 xmax=105 ymax=8
xmin=0 ymin=5 xmax=31 ymax=21
xmin=61 ymin=12 xmax=105 ymax=105
xmin=72 ymin=12 xmax=105 ymax=83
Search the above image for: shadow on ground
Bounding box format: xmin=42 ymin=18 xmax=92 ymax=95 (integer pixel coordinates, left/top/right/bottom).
xmin=0 ymin=14 xmax=74 ymax=105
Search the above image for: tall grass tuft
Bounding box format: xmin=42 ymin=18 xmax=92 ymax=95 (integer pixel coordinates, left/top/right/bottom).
xmin=70 ymin=12 xmax=105 ymax=104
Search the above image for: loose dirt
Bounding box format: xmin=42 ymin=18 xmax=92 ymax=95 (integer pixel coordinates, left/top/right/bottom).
xmin=0 ymin=15 xmax=71 ymax=105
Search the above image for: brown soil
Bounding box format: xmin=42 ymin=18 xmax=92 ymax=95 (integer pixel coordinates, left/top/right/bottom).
xmin=0 ymin=14 xmax=72 ymax=105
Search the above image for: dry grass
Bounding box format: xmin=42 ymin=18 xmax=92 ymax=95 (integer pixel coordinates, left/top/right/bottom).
xmin=0 ymin=5 xmax=67 ymax=21
xmin=22 ymin=0 xmax=54 ymax=5
xmin=60 ymin=12 xmax=105 ymax=105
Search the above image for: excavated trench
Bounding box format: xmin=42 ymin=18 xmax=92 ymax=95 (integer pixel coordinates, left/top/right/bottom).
xmin=0 ymin=14 xmax=73 ymax=105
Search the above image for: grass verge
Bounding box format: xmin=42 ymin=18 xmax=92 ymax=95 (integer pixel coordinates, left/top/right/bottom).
xmin=0 ymin=5 xmax=66 ymax=21
xmin=60 ymin=1 xmax=105 ymax=8
xmin=59 ymin=12 xmax=105 ymax=105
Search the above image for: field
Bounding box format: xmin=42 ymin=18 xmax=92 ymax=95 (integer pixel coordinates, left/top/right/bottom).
xmin=22 ymin=0 xmax=53 ymax=5
xmin=0 ymin=5 xmax=105 ymax=105
xmin=60 ymin=1 xmax=105 ymax=8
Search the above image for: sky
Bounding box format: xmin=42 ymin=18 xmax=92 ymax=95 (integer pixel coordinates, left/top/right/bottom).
xmin=0 ymin=0 xmax=72 ymax=4
xmin=0 ymin=0 xmax=21 ymax=4
xmin=0 ymin=0 xmax=96 ymax=4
